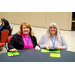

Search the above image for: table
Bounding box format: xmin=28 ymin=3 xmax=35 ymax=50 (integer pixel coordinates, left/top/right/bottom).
xmin=0 ymin=49 xmax=75 ymax=62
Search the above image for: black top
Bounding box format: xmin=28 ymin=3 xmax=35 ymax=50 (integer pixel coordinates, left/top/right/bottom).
xmin=8 ymin=33 xmax=38 ymax=50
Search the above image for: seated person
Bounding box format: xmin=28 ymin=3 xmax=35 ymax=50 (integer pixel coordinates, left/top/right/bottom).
xmin=0 ymin=18 xmax=6 ymax=29
xmin=8 ymin=22 xmax=40 ymax=52
xmin=0 ymin=19 xmax=11 ymax=36
xmin=38 ymin=22 xmax=67 ymax=50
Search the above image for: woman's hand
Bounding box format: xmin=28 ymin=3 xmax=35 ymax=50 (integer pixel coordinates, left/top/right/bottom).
xmin=45 ymin=46 xmax=50 ymax=50
xmin=34 ymin=46 xmax=41 ymax=51
xmin=55 ymin=46 xmax=63 ymax=50
xmin=9 ymin=48 xmax=18 ymax=52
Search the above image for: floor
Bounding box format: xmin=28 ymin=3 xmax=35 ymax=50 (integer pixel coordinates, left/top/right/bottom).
xmin=0 ymin=23 xmax=75 ymax=54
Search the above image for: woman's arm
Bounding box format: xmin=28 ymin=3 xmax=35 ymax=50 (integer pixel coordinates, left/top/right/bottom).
xmin=38 ymin=33 xmax=49 ymax=49
xmin=8 ymin=34 xmax=18 ymax=50
xmin=60 ymin=34 xmax=68 ymax=50
xmin=32 ymin=36 xmax=41 ymax=50
xmin=32 ymin=36 xmax=39 ymax=47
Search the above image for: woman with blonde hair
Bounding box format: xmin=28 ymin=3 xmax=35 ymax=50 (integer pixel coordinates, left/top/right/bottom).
xmin=8 ymin=22 xmax=40 ymax=52
xmin=38 ymin=22 xmax=67 ymax=50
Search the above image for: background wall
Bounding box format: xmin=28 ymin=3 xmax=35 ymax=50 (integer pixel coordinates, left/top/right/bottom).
xmin=0 ymin=12 xmax=72 ymax=30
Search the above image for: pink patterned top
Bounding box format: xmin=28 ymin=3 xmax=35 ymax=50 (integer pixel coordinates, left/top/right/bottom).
xmin=22 ymin=34 xmax=33 ymax=49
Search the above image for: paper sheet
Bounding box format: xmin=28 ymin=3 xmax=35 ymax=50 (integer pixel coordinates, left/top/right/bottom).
xmin=41 ymin=49 xmax=60 ymax=53
xmin=50 ymin=53 xmax=61 ymax=58
xmin=7 ymin=51 xmax=20 ymax=56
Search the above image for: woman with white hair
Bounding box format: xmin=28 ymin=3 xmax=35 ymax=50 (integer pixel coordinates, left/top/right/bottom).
xmin=38 ymin=22 xmax=67 ymax=50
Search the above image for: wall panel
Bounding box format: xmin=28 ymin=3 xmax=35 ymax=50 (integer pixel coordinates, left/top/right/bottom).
xmin=22 ymin=12 xmax=30 ymax=23
xmin=45 ymin=12 xmax=57 ymax=28
xmin=37 ymin=12 xmax=45 ymax=27
xmin=0 ymin=12 xmax=72 ymax=30
xmin=29 ymin=12 xmax=38 ymax=26
xmin=56 ymin=12 xmax=68 ymax=29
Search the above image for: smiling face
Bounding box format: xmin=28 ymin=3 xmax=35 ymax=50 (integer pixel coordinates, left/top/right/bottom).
xmin=49 ymin=25 xmax=57 ymax=36
xmin=22 ymin=24 xmax=30 ymax=36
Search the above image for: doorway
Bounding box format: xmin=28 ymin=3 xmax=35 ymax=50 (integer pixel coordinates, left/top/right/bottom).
xmin=72 ymin=12 xmax=75 ymax=31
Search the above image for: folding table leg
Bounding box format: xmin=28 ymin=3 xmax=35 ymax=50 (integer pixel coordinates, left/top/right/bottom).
xmin=5 ymin=42 xmax=8 ymax=51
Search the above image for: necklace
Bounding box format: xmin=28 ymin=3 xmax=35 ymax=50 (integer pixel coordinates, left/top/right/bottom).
xmin=23 ymin=35 xmax=29 ymax=48
xmin=50 ymin=35 xmax=57 ymax=46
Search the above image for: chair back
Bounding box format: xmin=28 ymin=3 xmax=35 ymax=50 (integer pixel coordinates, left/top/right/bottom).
xmin=0 ymin=30 xmax=9 ymax=43
xmin=10 ymin=27 xmax=13 ymax=35
xmin=7 ymin=36 xmax=12 ymax=43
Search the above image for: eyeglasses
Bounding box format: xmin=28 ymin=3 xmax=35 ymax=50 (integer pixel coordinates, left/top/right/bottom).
xmin=50 ymin=27 xmax=57 ymax=29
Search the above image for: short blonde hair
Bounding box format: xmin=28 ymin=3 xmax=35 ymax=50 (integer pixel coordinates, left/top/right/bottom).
xmin=47 ymin=22 xmax=61 ymax=45
xmin=17 ymin=22 xmax=34 ymax=36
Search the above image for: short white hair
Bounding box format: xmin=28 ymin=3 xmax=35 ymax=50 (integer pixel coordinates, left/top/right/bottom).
xmin=47 ymin=22 xmax=61 ymax=46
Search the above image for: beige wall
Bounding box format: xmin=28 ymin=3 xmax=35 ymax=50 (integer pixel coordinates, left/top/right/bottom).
xmin=0 ymin=12 xmax=72 ymax=30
